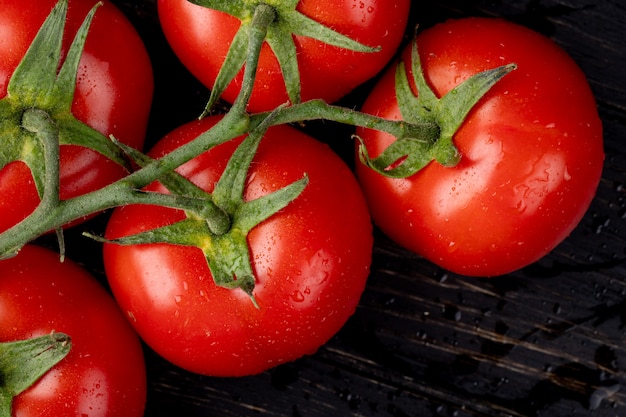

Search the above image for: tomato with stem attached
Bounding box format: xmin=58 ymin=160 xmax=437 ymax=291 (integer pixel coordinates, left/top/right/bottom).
xmin=158 ymin=0 xmax=410 ymax=112
xmin=355 ymin=18 xmax=604 ymax=276
xmin=0 ymin=0 xmax=153 ymax=233
xmin=0 ymin=244 xmax=146 ymax=416
xmin=102 ymin=115 xmax=373 ymax=376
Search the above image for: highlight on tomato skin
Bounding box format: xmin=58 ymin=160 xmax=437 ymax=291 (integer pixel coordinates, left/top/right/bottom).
xmin=0 ymin=244 xmax=147 ymax=416
xmin=102 ymin=115 xmax=374 ymax=377
xmin=355 ymin=17 xmax=604 ymax=277
xmin=0 ymin=0 xmax=154 ymax=233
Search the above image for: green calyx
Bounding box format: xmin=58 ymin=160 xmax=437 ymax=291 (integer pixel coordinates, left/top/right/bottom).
xmin=189 ymin=0 xmax=380 ymax=114
xmin=358 ymin=37 xmax=517 ymax=178
xmin=89 ymin=113 xmax=308 ymax=307
xmin=0 ymin=332 xmax=71 ymax=417
xmin=0 ymin=0 xmax=128 ymax=200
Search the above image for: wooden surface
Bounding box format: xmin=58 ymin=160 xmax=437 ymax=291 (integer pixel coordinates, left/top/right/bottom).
xmin=66 ymin=0 xmax=626 ymax=416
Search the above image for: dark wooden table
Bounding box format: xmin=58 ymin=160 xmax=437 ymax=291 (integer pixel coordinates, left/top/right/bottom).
xmin=67 ymin=0 xmax=626 ymax=415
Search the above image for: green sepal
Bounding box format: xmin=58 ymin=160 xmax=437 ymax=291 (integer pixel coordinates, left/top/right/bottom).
xmin=205 ymin=21 xmax=251 ymax=115
xmin=0 ymin=0 xmax=128 ymax=198
xmin=0 ymin=333 xmax=71 ymax=417
xmin=190 ymin=0 xmax=379 ymax=113
xmin=359 ymin=37 xmax=516 ymax=178
xmin=92 ymin=114 xmax=308 ymax=306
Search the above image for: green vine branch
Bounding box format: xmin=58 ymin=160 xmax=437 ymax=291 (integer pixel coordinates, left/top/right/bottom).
xmin=0 ymin=0 xmax=514 ymax=262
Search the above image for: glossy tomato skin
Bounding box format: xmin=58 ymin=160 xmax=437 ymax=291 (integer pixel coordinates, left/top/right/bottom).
xmin=103 ymin=116 xmax=373 ymax=376
xmin=356 ymin=18 xmax=604 ymax=277
xmin=0 ymin=0 xmax=154 ymax=232
xmin=0 ymin=245 xmax=146 ymax=416
xmin=157 ymin=0 xmax=410 ymax=112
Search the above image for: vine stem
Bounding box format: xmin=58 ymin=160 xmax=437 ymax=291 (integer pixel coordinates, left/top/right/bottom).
xmin=0 ymin=2 xmax=273 ymax=258
xmin=0 ymin=2 xmax=441 ymax=259
xmin=250 ymin=99 xmax=440 ymax=142
xmin=0 ymin=111 xmax=249 ymax=259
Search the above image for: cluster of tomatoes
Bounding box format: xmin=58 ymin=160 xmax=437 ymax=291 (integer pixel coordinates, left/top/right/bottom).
xmin=0 ymin=0 xmax=603 ymax=414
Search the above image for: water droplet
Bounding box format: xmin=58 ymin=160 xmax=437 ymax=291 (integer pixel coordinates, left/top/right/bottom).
xmin=291 ymin=290 xmax=305 ymax=303
xmin=447 ymin=241 xmax=457 ymax=253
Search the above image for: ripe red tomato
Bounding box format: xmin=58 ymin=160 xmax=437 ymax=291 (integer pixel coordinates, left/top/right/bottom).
xmin=355 ymin=18 xmax=604 ymax=276
xmin=157 ymin=0 xmax=410 ymax=112
xmin=103 ymin=115 xmax=373 ymax=376
xmin=0 ymin=244 xmax=146 ymax=416
xmin=0 ymin=0 xmax=153 ymax=232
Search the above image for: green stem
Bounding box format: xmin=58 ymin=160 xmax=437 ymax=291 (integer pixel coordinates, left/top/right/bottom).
xmin=21 ymin=109 xmax=61 ymax=213
xmin=249 ymin=99 xmax=440 ymax=143
xmin=0 ymin=332 xmax=71 ymax=417
xmin=0 ymin=86 xmax=438 ymax=260
xmin=0 ymin=1 xmax=446 ymax=260
xmin=109 ymin=139 xmax=231 ymax=236
xmin=0 ymin=113 xmax=250 ymax=259
xmin=218 ymin=3 xmax=276 ymax=118
xmin=0 ymin=2 xmax=283 ymax=259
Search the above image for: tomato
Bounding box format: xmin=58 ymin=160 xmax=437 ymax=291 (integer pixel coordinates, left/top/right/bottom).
xmin=102 ymin=115 xmax=373 ymax=376
xmin=0 ymin=0 xmax=153 ymax=232
xmin=0 ymin=244 xmax=146 ymax=416
xmin=355 ymin=18 xmax=604 ymax=277
xmin=157 ymin=0 xmax=410 ymax=112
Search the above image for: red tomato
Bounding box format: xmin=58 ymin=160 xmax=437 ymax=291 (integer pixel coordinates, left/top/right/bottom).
xmin=103 ymin=116 xmax=373 ymax=376
xmin=355 ymin=18 xmax=604 ymax=276
xmin=157 ymin=0 xmax=410 ymax=112
xmin=0 ymin=244 xmax=146 ymax=416
xmin=0 ymin=0 xmax=153 ymax=232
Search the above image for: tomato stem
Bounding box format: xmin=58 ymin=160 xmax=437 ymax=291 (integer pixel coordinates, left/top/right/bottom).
xmin=108 ymin=138 xmax=232 ymax=236
xmin=92 ymin=110 xmax=308 ymax=306
xmin=249 ymin=99 xmax=441 ymax=143
xmin=0 ymin=332 xmax=71 ymax=416
xmin=21 ymin=109 xmax=61 ymax=210
xmin=193 ymin=0 xmax=379 ymax=114
xmin=0 ymin=0 xmax=513 ymax=261
xmin=0 ymin=0 xmax=128 ymax=195
xmin=0 ymin=112 xmax=249 ymax=259
xmin=209 ymin=3 xmax=277 ymax=118
xmin=358 ymin=38 xmax=517 ymax=178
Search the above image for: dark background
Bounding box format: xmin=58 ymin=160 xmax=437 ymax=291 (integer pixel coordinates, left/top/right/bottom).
xmin=63 ymin=0 xmax=626 ymax=416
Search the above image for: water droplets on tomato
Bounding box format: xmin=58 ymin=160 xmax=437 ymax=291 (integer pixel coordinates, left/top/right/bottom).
xmin=351 ymin=0 xmax=375 ymax=23
xmin=291 ymin=289 xmax=306 ymax=303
